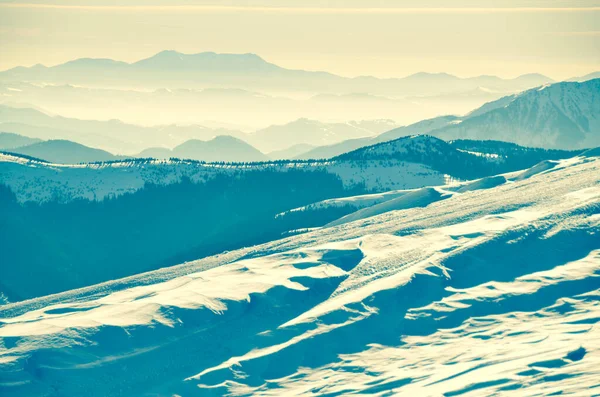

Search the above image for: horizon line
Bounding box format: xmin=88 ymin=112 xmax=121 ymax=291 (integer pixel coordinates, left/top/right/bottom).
xmin=2 ymin=4 xmax=600 ymax=13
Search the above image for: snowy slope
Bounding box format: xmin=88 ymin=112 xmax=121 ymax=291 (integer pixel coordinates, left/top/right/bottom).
xmin=1 ymin=154 xmax=599 ymax=396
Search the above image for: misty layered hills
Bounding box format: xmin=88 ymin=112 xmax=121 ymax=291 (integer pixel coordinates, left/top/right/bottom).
xmin=2 ymin=133 xmax=268 ymax=164
xmin=0 ymin=81 xmax=478 ymax=128
xmin=0 ymin=131 xmax=270 ymax=164
xmin=268 ymin=143 xmax=316 ymax=160
xmin=5 ymin=139 xmax=123 ymax=164
xmin=0 ymin=104 xmax=247 ymax=153
xmin=4 ymin=52 xmax=587 ymax=132
xmin=568 ymin=71 xmax=600 ymax=82
xmin=297 ymin=115 xmax=461 ymax=159
xmin=2 ymin=78 xmax=597 ymax=164
xmin=0 ymin=132 xmax=41 ymax=150
xmin=246 ymin=118 xmax=379 ymax=152
xmin=0 ymin=103 xmax=396 ymax=157
xmin=405 ymin=86 xmax=506 ymax=116
xmin=0 ymin=50 xmax=555 ymax=97
xmin=138 ymin=136 xmax=269 ymax=162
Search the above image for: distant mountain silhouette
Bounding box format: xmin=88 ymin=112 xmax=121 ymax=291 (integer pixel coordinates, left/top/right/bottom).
xmin=0 ymin=104 xmax=246 ymax=153
xmin=567 ymin=71 xmax=600 ymax=82
xmin=9 ymin=140 xmax=122 ymax=163
xmin=0 ymin=81 xmax=505 ymax=128
xmin=0 ymin=132 xmax=42 ymax=150
xmin=268 ymin=144 xmax=316 ymax=160
xmin=0 ymin=50 xmax=555 ymax=96
xmin=0 ymin=104 xmax=393 ymax=156
xmin=137 ymin=136 xmax=268 ymax=162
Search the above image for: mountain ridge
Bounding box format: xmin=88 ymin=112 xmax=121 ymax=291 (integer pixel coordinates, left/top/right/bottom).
xmin=0 ymin=50 xmax=560 ymax=97
xmin=6 ymin=139 xmax=123 ymax=164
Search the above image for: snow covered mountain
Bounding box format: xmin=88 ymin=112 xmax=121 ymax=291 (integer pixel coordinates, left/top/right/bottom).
xmin=1 ymin=152 xmax=598 ymax=396
xmin=431 ymin=79 xmax=600 ymax=149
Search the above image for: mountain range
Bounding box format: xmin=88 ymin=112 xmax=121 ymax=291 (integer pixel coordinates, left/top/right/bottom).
xmin=0 ymin=51 xmax=560 ymax=97
xmin=1 ymin=78 xmax=598 ymax=165
xmin=246 ymin=118 xmax=379 ymax=153
xmin=0 ymin=82 xmax=433 ymax=128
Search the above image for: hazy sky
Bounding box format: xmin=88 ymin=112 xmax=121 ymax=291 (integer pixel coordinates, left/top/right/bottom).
xmin=1 ymin=0 xmax=599 ymax=79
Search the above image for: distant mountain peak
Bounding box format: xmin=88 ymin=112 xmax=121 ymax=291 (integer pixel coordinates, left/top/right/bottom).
xmin=61 ymin=57 xmax=128 ymax=68
xmin=516 ymin=72 xmax=552 ymax=80
xmin=405 ymin=72 xmax=458 ymax=80
xmin=170 ymin=135 xmax=268 ymax=162
xmin=134 ymin=50 xmax=272 ymax=69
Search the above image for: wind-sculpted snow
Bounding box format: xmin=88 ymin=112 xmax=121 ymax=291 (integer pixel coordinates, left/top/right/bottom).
xmin=325 ymin=187 xmax=454 ymax=227
xmin=0 ymin=156 xmax=599 ymax=396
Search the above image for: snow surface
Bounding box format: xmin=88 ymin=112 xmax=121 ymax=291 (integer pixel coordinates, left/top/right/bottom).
xmin=0 ymin=155 xmax=599 ymax=396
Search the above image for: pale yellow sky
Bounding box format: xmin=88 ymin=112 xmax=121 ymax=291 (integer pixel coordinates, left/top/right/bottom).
xmin=1 ymin=0 xmax=599 ymax=79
